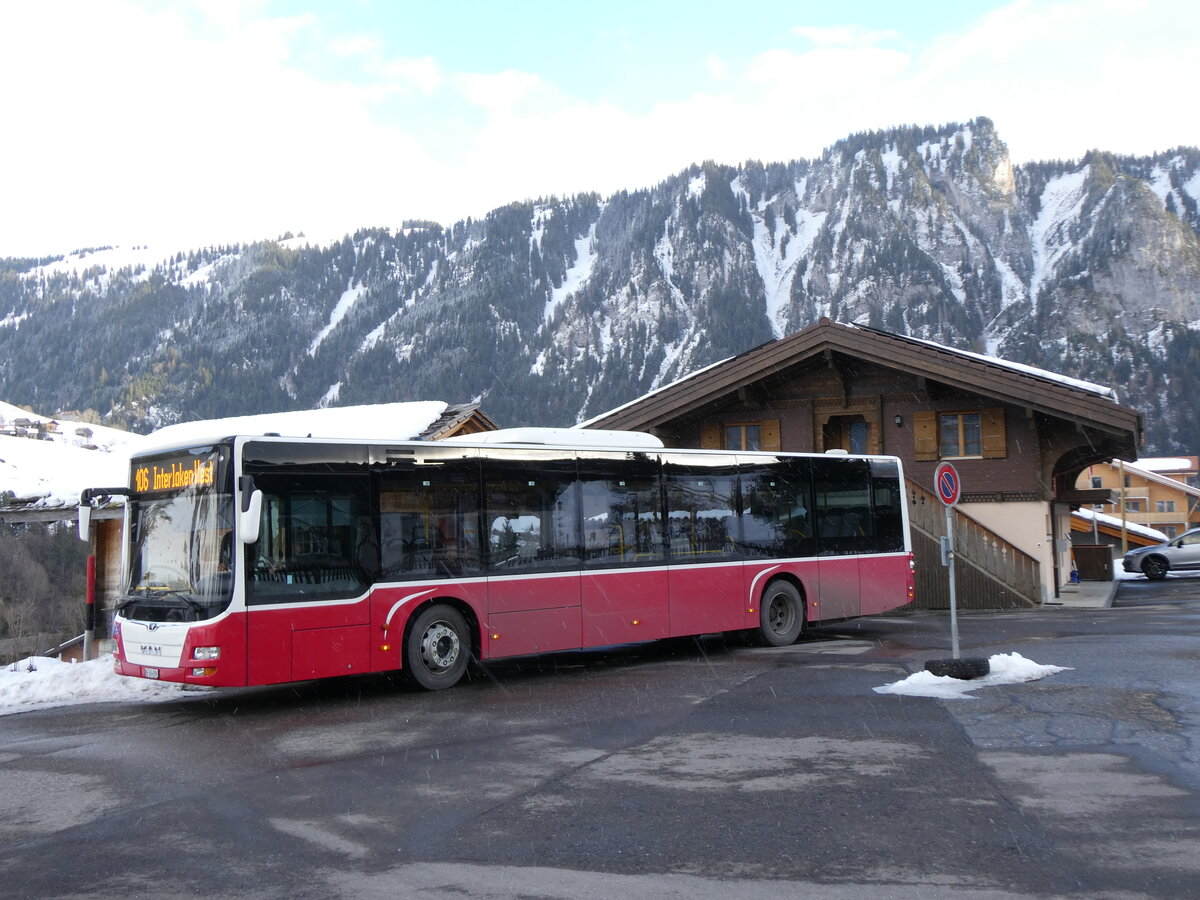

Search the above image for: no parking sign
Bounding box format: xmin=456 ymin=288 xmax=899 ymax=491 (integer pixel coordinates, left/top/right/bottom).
xmin=934 ymin=462 xmax=961 ymax=507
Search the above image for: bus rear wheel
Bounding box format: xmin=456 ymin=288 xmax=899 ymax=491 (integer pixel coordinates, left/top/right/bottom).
xmin=757 ymin=581 xmax=804 ymax=647
xmin=405 ymin=604 xmax=470 ymax=690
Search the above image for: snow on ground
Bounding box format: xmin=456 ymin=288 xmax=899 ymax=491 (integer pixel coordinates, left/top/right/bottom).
xmin=0 ymin=648 xmax=1073 ymax=716
xmin=308 ymin=283 xmax=366 ymax=355
xmin=0 ymin=655 xmax=202 ymax=717
xmin=543 ymin=223 xmax=598 ymax=324
xmin=1 ymin=402 xmax=142 ymax=507
xmin=0 ymin=433 xmax=131 ymax=507
xmin=874 ymin=652 xmax=1070 ymax=700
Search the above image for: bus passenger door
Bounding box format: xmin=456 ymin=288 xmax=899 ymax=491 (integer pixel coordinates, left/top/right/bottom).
xmin=577 ymin=450 xmax=670 ymax=646
xmin=812 ymin=456 xmax=872 ymax=621
xmin=815 ymin=558 xmax=861 ymax=620
xmin=482 ymin=451 xmax=582 ymax=659
xmin=244 ymin=471 xmax=374 ymax=684
xmin=662 ymin=454 xmax=745 ymax=635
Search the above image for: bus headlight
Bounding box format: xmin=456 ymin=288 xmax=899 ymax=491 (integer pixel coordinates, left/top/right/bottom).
xmin=192 ymin=646 xmax=221 ymax=660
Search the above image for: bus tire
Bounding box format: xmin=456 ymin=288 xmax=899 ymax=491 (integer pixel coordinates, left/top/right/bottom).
xmin=757 ymin=580 xmax=804 ymax=647
xmin=405 ymin=604 xmax=470 ymax=691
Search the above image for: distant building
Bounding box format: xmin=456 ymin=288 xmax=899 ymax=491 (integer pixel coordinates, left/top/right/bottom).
xmin=1075 ymin=457 xmax=1200 ymax=541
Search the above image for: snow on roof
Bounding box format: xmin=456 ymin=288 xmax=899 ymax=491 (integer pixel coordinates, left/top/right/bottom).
xmin=443 ymin=427 xmax=663 ymax=448
xmin=142 ymin=401 xmax=451 ymax=451
xmin=878 ymin=328 xmax=1117 ymax=399
xmin=1112 ymin=459 xmax=1200 ymax=498
xmin=1134 ymin=457 xmax=1196 ymax=473
xmin=1072 ymin=506 xmax=1168 ymax=543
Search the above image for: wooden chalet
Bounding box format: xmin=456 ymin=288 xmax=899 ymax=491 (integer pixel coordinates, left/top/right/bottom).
xmin=585 ymin=319 xmax=1143 ymax=608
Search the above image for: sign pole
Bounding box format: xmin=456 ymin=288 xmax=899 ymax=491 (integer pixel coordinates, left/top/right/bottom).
xmin=945 ymin=503 xmax=959 ymax=659
xmin=926 ymin=462 xmax=988 ymax=680
xmin=934 ymin=462 xmax=962 ymax=659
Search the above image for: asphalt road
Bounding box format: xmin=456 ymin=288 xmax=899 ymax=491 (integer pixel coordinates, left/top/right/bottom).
xmin=2 ymin=576 xmax=1199 ymax=900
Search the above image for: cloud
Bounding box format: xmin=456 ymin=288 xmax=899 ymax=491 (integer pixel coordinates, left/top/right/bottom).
xmin=3 ymin=0 xmax=1200 ymax=256
xmin=792 ymin=24 xmax=902 ymax=48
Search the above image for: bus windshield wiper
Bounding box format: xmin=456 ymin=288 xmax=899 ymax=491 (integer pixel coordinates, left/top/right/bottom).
xmin=118 ymin=589 xmax=202 ymax=613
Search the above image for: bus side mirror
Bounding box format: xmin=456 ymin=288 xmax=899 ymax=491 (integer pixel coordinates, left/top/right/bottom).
xmin=77 ymin=504 xmax=92 ymax=541
xmin=240 ymin=490 xmax=263 ymax=544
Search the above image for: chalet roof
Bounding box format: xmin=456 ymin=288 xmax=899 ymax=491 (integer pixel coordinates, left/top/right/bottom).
xmin=421 ymin=402 xmax=499 ymax=440
xmin=585 ymin=319 xmax=1144 ymax=447
xmin=1114 ymin=459 xmax=1200 ymax=499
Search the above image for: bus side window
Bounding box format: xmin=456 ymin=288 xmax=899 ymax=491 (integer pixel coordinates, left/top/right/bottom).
xmin=578 ymin=454 xmax=664 ymax=567
xmin=739 ymin=458 xmax=815 ymax=559
xmin=483 ymin=457 xmax=580 ymax=572
xmin=379 ymin=461 xmax=482 ymax=580
xmin=248 ymin=474 xmax=372 ymax=600
xmin=663 ymin=457 xmax=740 ymax=562
xmin=813 ymin=458 xmax=873 ymax=556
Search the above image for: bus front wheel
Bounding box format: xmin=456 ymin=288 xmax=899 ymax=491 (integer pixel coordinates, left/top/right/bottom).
xmin=405 ymin=604 xmax=470 ymax=690
xmin=758 ymin=581 xmax=804 ymax=647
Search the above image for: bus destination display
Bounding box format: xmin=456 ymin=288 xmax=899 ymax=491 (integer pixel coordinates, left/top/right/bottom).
xmin=133 ymin=455 xmax=217 ymax=494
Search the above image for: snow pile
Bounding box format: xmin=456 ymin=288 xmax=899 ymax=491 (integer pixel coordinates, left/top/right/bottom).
xmin=0 ymin=655 xmax=198 ymax=716
xmin=873 ymin=652 xmax=1071 ymax=700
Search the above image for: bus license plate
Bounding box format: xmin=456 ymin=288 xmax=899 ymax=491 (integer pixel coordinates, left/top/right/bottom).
xmin=144 ymin=668 xmax=160 ymax=679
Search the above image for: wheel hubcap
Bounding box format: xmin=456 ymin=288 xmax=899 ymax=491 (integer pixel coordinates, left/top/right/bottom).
xmin=768 ymin=596 xmax=792 ymax=633
xmin=420 ymin=622 xmax=460 ymax=671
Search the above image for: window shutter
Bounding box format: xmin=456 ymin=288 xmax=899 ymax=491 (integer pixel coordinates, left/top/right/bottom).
xmin=700 ymin=424 xmax=722 ymax=449
xmin=761 ymin=419 xmax=781 ymax=451
xmin=982 ymin=408 xmax=1006 ymax=458
xmin=914 ymin=411 xmax=938 ymax=461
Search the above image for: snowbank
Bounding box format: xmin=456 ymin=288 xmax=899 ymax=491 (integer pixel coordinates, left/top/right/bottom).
xmin=873 ymin=652 xmax=1070 ymax=700
xmin=0 ymin=655 xmax=200 ymax=716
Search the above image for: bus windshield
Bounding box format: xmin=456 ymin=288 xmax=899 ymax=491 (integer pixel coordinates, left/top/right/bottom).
xmin=120 ymin=446 xmax=234 ymax=622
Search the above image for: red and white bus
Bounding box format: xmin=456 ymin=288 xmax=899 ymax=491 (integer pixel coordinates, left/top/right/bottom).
xmin=99 ymin=429 xmax=913 ymax=690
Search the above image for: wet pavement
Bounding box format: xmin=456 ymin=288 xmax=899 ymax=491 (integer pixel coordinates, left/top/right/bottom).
xmin=2 ymin=576 xmax=1199 ymax=899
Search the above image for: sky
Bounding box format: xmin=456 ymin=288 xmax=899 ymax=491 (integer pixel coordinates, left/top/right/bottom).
xmin=2 ymin=0 xmax=1198 ymax=257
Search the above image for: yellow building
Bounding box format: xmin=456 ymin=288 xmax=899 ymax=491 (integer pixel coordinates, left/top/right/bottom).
xmin=1076 ymin=457 xmax=1200 ymax=540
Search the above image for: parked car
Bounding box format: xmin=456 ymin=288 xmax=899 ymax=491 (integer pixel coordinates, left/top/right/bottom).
xmin=1123 ymin=528 xmax=1200 ymax=580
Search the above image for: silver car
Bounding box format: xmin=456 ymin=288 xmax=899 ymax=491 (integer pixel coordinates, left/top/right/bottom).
xmin=1122 ymin=527 xmax=1200 ymax=580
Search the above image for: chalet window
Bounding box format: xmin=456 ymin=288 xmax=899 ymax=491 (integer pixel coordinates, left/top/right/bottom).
xmin=700 ymin=419 xmax=781 ymax=452
xmin=1091 ymin=476 xmax=1102 ymax=489
xmin=1156 ymin=500 xmax=1176 ymax=513
xmin=940 ymin=413 xmax=981 ymax=457
xmin=1125 ymin=500 xmax=1142 ymax=513
xmin=914 ymin=409 xmax=1006 ymax=461
xmin=1163 ymin=526 xmax=1178 ymax=539
xmin=726 ymin=423 xmax=761 ymax=451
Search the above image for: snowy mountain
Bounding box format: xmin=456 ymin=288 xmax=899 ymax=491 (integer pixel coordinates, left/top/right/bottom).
xmin=2 ymin=117 xmax=1198 ymax=452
